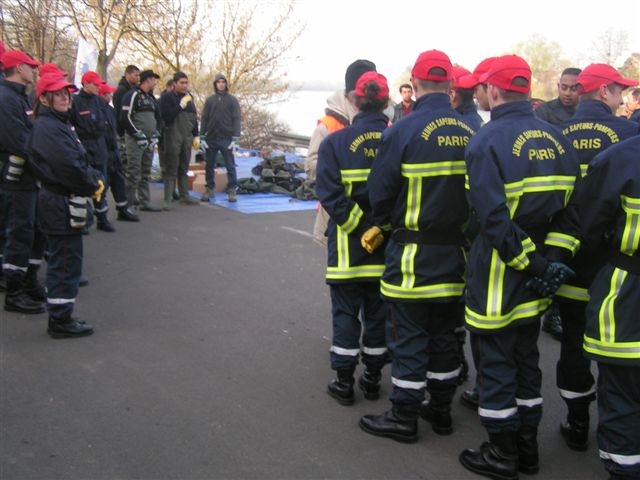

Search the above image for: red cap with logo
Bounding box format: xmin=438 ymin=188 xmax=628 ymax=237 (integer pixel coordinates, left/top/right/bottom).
xmin=1 ymin=50 xmax=41 ymax=69
xmin=479 ymin=54 xmax=531 ymax=94
xmin=98 ymin=83 xmax=117 ymax=95
xmin=355 ymin=71 xmax=389 ymax=100
xmin=411 ymin=50 xmax=452 ymax=82
xmin=36 ymin=74 xmax=78 ymax=98
xmin=576 ymin=63 xmax=639 ymax=94
xmin=39 ymin=63 xmax=68 ymax=78
xmin=81 ymin=70 xmax=103 ymax=86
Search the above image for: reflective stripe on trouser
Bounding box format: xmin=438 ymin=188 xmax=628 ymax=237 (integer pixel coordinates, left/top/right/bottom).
xmin=125 ymin=135 xmax=154 ymax=207
xmin=472 ymin=320 xmax=543 ymax=433
xmin=46 ymin=234 xmax=83 ymax=320
xmin=597 ymin=363 xmax=640 ymax=479
xmin=387 ymin=301 xmax=462 ymax=413
xmin=205 ymin=140 xmax=237 ymax=190
xmin=557 ymin=300 xmax=596 ymax=404
xmin=329 ymin=282 xmax=387 ymax=371
xmin=2 ymin=189 xmax=43 ymax=282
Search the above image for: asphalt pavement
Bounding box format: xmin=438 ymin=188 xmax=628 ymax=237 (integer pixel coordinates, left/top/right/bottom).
xmin=1 ymin=188 xmax=606 ymax=480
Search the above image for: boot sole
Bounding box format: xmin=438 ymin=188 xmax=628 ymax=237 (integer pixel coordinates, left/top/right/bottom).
xmin=47 ymin=328 xmax=94 ymax=339
xmin=419 ymin=411 xmax=453 ymax=436
xmin=459 ymin=451 xmax=518 ymax=480
xmin=4 ymin=304 xmax=45 ymax=315
xmin=358 ymin=418 xmax=418 ymax=443
xmin=357 ymin=378 xmax=380 ymax=401
xmin=519 ymin=462 xmax=539 ymax=475
xmin=560 ymin=425 xmax=588 ymax=451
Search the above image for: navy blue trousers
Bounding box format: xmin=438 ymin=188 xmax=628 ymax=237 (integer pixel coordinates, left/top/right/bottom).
xmin=329 ymin=282 xmax=387 ymax=372
xmin=45 ymin=234 xmax=82 ymax=320
xmin=205 ymin=140 xmax=237 ymax=190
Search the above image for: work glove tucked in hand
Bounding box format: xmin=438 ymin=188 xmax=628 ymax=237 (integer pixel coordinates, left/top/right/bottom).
xmin=179 ymin=94 xmax=192 ymax=109
xmin=228 ymin=136 xmax=240 ymax=152
xmin=92 ymin=179 xmax=105 ymax=202
xmin=192 ymin=136 xmax=201 ymax=151
xmin=361 ymin=226 xmax=384 ymax=254
xmin=526 ymin=262 xmax=576 ymax=298
xmin=133 ymin=131 xmax=148 ymax=148
xmin=199 ymin=139 xmax=209 ymax=152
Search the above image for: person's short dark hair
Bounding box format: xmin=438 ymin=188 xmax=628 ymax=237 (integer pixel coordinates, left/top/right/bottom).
xmin=561 ymin=67 xmax=581 ymax=77
xmin=124 ymin=64 xmax=140 ymax=74
xmin=399 ymin=83 xmax=412 ymax=92
xmin=165 ymin=79 xmax=174 ymax=88
xmin=456 ymin=88 xmax=475 ymax=104
xmin=497 ymin=77 xmax=530 ymax=101
xmin=629 ymin=88 xmax=640 ymax=99
xmin=415 ymin=68 xmax=451 ymax=93
xmin=173 ymin=71 xmax=188 ymax=83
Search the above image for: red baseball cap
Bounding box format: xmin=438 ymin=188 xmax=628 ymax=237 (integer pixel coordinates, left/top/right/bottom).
xmin=1 ymin=50 xmax=40 ymax=69
xmin=411 ymin=50 xmax=452 ymax=82
xmin=576 ymin=63 xmax=639 ymax=94
xmin=98 ymin=83 xmax=117 ymax=95
xmin=36 ymin=74 xmax=78 ymax=98
xmin=480 ymin=54 xmax=531 ymax=94
xmin=355 ymin=71 xmax=389 ymax=100
xmin=39 ymin=63 xmax=68 ymax=78
xmin=472 ymin=57 xmax=497 ymax=84
xmin=452 ymin=66 xmax=478 ymax=90
xmin=81 ymin=70 xmax=103 ymax=86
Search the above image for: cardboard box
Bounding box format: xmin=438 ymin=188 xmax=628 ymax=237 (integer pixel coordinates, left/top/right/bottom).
xmin=188 ymin=165 xmax=228 ymax=193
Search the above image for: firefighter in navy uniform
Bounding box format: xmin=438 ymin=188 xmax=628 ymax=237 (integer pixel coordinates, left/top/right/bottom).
xmin=28 ymin=74 xmax=104 ymax=338
xmin=315 ymin=71 xmax=391 ymax=406
xmin=70 ymin=70 xmax=115 ymax=232
xmin=358 ymin=50 xmax=474 ymax=443
xmin=554 ymin=63 xmax=639 ymax=452
xmin=579 ymin=135 xmax=640 ymax=480
xmin=0 ymin=49 xmax=47 ymax=315
xmin=459 ymin=55 xmax=581 ymax=480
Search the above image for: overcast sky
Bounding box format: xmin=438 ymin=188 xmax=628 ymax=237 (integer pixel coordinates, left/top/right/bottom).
xmin=275 ymin=0 xmax=640 ymax=88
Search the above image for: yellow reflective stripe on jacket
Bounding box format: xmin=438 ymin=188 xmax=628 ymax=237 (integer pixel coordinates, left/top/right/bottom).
xmin=400 ymin=243 xmax=418 ymax=289
xmin=488 ymin=250 xmax=506 ymax=316
xmin=583 ymin=336 xmax=640 ymax=360
xmin=506 ymin=238 xmax=536 ymax=270
xmin=599 ymin=268 xmax=627 ymax=343
xmin=341 ymin=168 xmax=370 ymax=184
xmin=339 ymin=203 xmax=363 ymax=235
xmin=620 ymin=195 xmax=640 ymax=255
xmin=580 ymin=164 xmax=588 ymax=177
xmin=556 ymin=284 xmax=590 ymax=302
xmin=335 ymin=226 xmax=350 ymax=269
xmin=545 ymin=231 xmax=580 ymax=254
xmin=504 ymin=175 xmax=576 ymax=206
xmin=465 ymin=297 xmax=551 ymax=330
xmin=326 ymin=264 xmax=385 ymax=280
xmin=401 ymin=160 xmax=466 ymax=179
xmin=381 ymin=279 xmax=464 ymax=300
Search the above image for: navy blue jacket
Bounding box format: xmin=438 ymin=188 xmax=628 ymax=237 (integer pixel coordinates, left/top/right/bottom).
xmin=369 ymin=93 xmax=474 ymax=302
xmin=316 ymin=111 xmax=388 ymax=284
xmin=465 ymin=101 xmax=580 ymax=332
xmin=28 ymin=107 xmax=102 ymax=235
xmin=0 ymin=77 xmax=37 ymax=191
xmin=159 ymin=90 xmax=198 ymax=135
xmin=103 ymin=102 xmax=121 ymax=166
xmin=555 ymin=99 xmax=640 ymax=303
xmin=580 ymin=136 xmax=640 ymax=365
xmin=70 ymin=89 xmax=109 ymax=168
xmin=456 ymin=101 xmax=483 ymax=131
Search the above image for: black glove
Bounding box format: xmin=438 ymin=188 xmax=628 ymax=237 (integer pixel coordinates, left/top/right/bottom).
xmin=525 ymin=262 xmax=576 ymax=298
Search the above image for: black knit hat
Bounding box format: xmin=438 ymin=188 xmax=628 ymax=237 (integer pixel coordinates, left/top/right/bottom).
xmin=345 ymin=59 xmax=376 ymax=93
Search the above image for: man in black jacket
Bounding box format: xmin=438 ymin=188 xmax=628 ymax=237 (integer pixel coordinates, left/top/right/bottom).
xmin=199 ymin=73 xmax=241 ymax=203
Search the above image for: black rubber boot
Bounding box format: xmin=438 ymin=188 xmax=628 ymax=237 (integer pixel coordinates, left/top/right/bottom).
xmin=117 ymin=206 xmax=140 ymax=222
xmin=357 ymin=369 xmax=381 ymax=400
xmin=96 ymin=212 xmax=116 ymax=232
xmin=4 ymin=278 xmax=45 ymax=314
xmin=459 ymin=431 xmax=519 ymax=480
xmin=359 ymin=405 xmax=419 ymax=443
xmin=518 ymin=425 xmax=539 ymax=474
xmin=419 ymin=400 xmax=453 ymax=435
xmin=541 ymin=303 xmax=562 ymax=341
xmin=327 ymin=369 xmax=355 ymax=406
xmin=560 ymin=418 xmax=589 ymax=451
xmin=461 ymin=388 xmax=480 ymax=409
xmin=22 ymin=266 xmax=46 ymax=302
xmin=47 ymin=317 xmax=94 ymax=339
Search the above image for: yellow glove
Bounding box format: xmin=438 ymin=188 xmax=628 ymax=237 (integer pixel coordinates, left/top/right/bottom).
xmin=361 ymin=226 xmax=384 ymax=254
xmin=180 ymin=94 xmax=192 ymax=109
xmin=192 ymin=136 xmax=201 ymax=150
xmin=92 ymin=179 xmax=105 ymax=202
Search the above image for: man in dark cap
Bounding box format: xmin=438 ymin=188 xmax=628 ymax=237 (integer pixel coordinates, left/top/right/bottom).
xmin=119 ymin=69 xmax=162 ymax=212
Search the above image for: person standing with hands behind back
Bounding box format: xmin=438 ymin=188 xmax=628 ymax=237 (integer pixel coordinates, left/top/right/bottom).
xmin=199 ymin=73 xmax=241 ymax=203
xmin=28 ymin=74 xmax=105 ymax=338
xmin=315 ymin=71 xmax=391 ymax=406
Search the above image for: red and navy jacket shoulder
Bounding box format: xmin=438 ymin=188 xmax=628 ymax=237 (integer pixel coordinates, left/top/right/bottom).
xmin=580 ymin=135 xmax=640 ymax=365
xmin=316 ymin=111 xmax=388 ymax=283
xmin=368 ymin=93 xmax=474 ymax=301
xmin=0 ymin=77 xmax=38 ymax=191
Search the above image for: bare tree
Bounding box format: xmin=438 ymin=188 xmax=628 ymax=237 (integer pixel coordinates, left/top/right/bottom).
xmin=590 ymin=28 xmax=630 ymax=65
xmin=0 ymin=0 xmax=75 ymax=68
